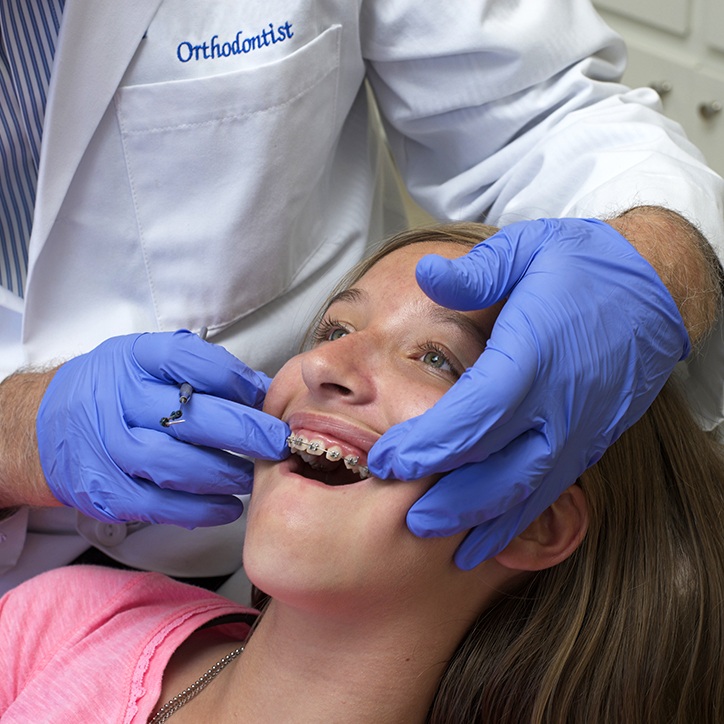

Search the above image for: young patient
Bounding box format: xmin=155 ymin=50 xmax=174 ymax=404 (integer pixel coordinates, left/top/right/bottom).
xmin=1 ymin=224 xmax=723 ymax=723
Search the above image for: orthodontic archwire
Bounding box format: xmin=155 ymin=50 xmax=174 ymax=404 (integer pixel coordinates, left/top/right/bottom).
xmin=286 ymin=433 xmax=369 ymax=478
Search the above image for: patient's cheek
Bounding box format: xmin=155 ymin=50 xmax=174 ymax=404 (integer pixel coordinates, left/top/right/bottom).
xmin=263 ymin=360 xmax=299 ymax=416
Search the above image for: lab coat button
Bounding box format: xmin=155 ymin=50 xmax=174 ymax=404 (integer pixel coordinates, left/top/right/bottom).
xmin=94 ymin=522 xmax=128 ymax=547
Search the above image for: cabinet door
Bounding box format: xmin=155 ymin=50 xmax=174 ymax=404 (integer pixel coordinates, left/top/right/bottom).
xmin=705 ymin=0 xmax=724 ymax=55
xmin=594 ymin=0 xmax=690 ymax=35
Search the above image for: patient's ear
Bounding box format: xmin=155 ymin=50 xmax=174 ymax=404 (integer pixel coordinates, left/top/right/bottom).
xmin=494 ymin=484 xmax=588 ymax=572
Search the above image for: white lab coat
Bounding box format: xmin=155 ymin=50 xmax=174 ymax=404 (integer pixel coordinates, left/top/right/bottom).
xmin=2 ymin=0 xmax=723 ymax=602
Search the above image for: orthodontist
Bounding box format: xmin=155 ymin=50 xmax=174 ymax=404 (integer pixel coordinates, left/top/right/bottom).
xmin=0 ymin=1 xmax=722 ymax=602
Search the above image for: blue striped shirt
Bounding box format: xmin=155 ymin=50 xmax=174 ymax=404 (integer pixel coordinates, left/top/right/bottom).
xmin=0 ymin=0 xmax=64 ymax=297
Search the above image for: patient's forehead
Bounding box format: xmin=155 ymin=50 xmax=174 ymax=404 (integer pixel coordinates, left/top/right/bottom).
xmin=355 ymin=240 xmax=471 ymax=286
xmin=347 ymin=240 xmax=500 ymax=342
xmin=377 ymin=239 xmax=470 ymax=266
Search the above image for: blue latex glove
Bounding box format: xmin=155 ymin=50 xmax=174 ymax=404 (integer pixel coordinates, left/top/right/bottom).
xmin=367 ymin=218 xmax=690 ymax=569
xmin=37 ymin=330 xmax=289 ymax=527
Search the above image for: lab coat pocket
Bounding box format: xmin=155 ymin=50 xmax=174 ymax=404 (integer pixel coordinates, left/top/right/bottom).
xmin=114 ymin=24 xmax=342 ymax=332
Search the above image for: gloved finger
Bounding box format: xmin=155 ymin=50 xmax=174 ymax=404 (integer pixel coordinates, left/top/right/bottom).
xmin=86 ymin=477 xmax=245 ymax=528
xmin=110 ymin=427 xmax=255 ymax=495
xmin=368 ymin=329 xmax=538 ymax=480
xmin=453 ymin=474 xmax=569 ymax=570
xmin=123 ymin=383 xmax=290 ymax=460
xmin=177 ymin=396 xmax=290 ymax=459
xmin=406 ymin=428 xmax=553 ymax=538
xmin=415 ymin=219 xmax=547 ymax=311
xmin=131 ymin=330 xmax=270 ymax=408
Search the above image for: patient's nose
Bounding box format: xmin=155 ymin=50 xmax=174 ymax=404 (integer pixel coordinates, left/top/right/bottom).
xmin=301 ymin=334 xmax=376 ymax=404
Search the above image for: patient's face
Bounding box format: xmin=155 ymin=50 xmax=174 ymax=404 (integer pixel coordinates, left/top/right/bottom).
xmin=246 ymin=241 xmax=502 ymax=614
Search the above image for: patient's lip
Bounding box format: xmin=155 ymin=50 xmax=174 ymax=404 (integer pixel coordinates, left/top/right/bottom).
xmin=286 ymin=412 xmax=380 ymax=456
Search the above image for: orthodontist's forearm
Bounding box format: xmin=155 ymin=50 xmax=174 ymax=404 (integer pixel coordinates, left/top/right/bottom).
xmin=607 ymin=205 xmax=723 ymax=348
xmin=0 ymin=368 xmax=61 ymax=514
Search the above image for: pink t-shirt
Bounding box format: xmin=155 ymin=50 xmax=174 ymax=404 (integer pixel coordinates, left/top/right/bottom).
xmin=0 ymin=566 xmax=254 ymax=723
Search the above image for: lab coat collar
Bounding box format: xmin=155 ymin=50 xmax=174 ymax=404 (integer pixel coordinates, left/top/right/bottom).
xmin=30 ymin=0 xmax=163 ymax=266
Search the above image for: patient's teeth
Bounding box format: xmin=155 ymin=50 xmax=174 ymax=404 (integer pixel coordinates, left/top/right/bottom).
xmin=298 ymin=452 xmax=325 ymax=470
xmin=343 ymin=455 xmax=359 ymax=469
xmin=286 ymin=434 xmax=312 ymax=452
xmin=288 ymin=432 xmax=369 ymax=480
xmin=306 ymin=440 xmax=324 ymax=456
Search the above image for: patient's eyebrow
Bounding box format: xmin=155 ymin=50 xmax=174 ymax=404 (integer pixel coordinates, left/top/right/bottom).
xmin=429 ymin=307 xmax=492 ymax=352
xmin=326 ymin=286 xmax=492 ymax=351
xmin=324 ymin=287 xmax=368 ymax=310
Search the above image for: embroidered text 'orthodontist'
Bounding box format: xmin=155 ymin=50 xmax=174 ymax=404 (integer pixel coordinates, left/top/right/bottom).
xmin=177 ymin=21 xmax=294 ymax=64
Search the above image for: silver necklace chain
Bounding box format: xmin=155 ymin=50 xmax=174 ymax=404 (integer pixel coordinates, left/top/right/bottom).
xmin=148 ymin=645 xmax=244 ymax=723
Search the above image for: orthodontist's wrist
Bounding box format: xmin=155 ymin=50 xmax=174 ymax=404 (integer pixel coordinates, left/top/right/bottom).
xmin=606 ymin=206 xmax=723 ymax=349
xmin=0 ymin=368 xmax=64 ymax=509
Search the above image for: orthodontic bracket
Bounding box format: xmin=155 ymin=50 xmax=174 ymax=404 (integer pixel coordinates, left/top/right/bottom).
xmin=286 ymin=434 xmax=369 ymax=478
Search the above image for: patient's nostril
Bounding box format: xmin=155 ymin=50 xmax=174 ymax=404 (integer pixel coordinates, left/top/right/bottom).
xmin=321 ymin=382 xmax=353 ymax=396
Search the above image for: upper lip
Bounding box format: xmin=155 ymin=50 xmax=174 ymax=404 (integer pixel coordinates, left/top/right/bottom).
xmin=285 ymin=411 xmax=380 ymax=454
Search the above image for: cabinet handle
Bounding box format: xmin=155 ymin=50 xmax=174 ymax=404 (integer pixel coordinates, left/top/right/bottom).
xmin=698 ymin=101 xmax=722 ymax=119
xmin=650 ymin=80 xmax=673 ymax=97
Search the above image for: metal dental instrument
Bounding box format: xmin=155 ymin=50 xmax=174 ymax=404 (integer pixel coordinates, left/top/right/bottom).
xmin=160 ymin=326 xmax=208 ymax=427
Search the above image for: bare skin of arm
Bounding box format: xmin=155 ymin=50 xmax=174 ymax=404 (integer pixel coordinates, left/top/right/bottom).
xmin=0 ymin=368 xmax=60 ymax=515
xmin=0 ymin=206 xmax=721 ymax=517
xmin=607 ymin=205 xmax=723 ymax=349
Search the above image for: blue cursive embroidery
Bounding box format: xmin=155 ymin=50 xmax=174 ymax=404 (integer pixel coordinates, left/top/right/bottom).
xmin=177 ymin=21 xmax=294 ymax=63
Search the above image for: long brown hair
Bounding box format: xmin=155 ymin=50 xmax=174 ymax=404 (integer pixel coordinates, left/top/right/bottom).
xmin=431 ymin=377 xmax=724 ymax=722
xmin=269 ymin=222 xmax=724 ymax=722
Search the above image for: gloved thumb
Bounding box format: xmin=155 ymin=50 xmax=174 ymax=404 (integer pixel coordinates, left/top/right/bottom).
xmin=415 ymin=220 xmax=541 ymax=311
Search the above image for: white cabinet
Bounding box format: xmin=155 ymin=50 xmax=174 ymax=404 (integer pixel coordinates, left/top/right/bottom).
xmin=705 ymin=0 xmax=724 ymax=55
xmin=594 ymin=0 xmax=724 ymax=176
xmin=595 ymin=0 xmax=690 ymax=36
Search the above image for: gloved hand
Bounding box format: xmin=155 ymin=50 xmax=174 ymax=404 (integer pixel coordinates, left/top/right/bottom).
xmin=37 ymin=330 xmax=289 ymax=527
xmin=367 ymin=218 xmax=690 ymax=569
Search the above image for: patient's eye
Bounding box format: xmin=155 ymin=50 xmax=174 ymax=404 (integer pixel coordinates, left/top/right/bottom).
xmin=417 ymin=342 xmax=461 ymax=379
xmin=312 ymin=318 xmax=351 ymax=345
xmin=422 ymin=350 xmax=448 ymax=369
xmin=329 ymin=327 xmax=347 ymax=341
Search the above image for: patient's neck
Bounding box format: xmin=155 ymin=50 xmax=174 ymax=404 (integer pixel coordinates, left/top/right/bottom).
xmin=213 ymin=594 xmax=482 ymax=723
